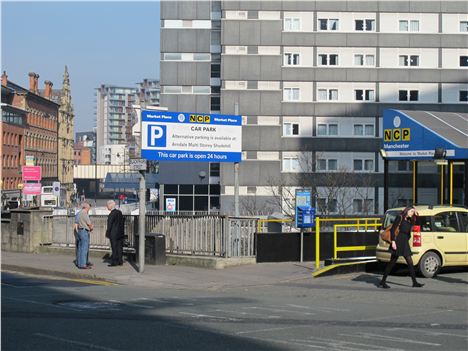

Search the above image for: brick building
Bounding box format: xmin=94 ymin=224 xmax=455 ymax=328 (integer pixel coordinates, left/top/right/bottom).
xmin=1 ymin=72 xmax=27 ymax=199
xmin=73 ymin=142 xmax=92 ymax=165
xmin=1 ymin=72 xmax=60 ymax=191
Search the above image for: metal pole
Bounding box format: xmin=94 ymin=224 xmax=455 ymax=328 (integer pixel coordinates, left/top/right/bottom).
xmin=234 ymin=102 xmax=239 ymax=217
xmin=300 ymin=229 xmax=304 ymax=263
xmin=449 ymin=161 xmax=453 ymax=205
xmin=138 ymin=170 xmax=146 ymax=273
xmin=412 ymin=161 xmax=418 ymax=205
xmin=383 ymin=159 xmax=389 ymax=212
xmin=234 ymin=163 xmax=239 ymax=216
xmin=315 ymin=217 xmax=320 ymax=270
xmin=440 ymin=164 xmax=444 ymax=205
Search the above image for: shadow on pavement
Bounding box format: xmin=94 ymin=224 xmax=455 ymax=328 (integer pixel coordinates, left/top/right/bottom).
xmin=1 ymin=272 xmax=283 ymax=351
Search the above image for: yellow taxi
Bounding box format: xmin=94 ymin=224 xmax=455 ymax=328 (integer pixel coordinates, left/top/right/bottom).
xmin=376 ymin=205 xmax=468 ymax=278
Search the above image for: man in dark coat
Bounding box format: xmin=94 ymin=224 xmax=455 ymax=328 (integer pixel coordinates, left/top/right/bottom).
xmin=106 ymin=200 xmax=125 ymax=266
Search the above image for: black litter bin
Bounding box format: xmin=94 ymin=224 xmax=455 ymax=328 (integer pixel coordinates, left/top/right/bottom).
xmin=135 ymin=233 xmax=166 ymax=265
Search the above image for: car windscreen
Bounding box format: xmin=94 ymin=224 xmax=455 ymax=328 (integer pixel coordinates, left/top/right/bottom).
xmin=383 ymin=211 xmax=400 ymax=228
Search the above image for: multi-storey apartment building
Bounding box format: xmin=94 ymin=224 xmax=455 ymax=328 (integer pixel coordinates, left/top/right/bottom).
xmin=160 ymin=0 xmax=468 ymax=215
xmin=95 ymin=85 xmax=138 ymax=163
xmin=138 ymin=79 xmax=161 ymax=107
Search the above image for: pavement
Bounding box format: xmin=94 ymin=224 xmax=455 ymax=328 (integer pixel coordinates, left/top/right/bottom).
xmin=2 ymin=259 xmax=468 ymax=350
xmin=1 ymin=251 xmax=317 ymax=290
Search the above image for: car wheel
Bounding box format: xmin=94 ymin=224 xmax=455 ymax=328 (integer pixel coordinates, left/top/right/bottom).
xmin=418 ymin=251 xmax=441 ymax=278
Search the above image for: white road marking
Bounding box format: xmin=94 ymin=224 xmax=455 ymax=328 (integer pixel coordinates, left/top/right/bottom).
xmin=386 ymin=328 xmax=468 ymax=339
xmin=178 ymin=311 xmax=242 ymax=322
xmin=358 ymin=309 xmax=453 ymax=322
xmin=236 ymin=325 xmax=301 ymax=335
xmin=286 ymin=303 xmax=350 ymax=312
xmin=341 ymin=332 xmax=441 ymax=346
xmin=214 ymin=308 xmax=265 ymax=317
xmin=244 ymin=306 xmax=315 ymax=316
xmin=4 ymin=296 xmax=81 ymax=312
xmin=133 ymin=297 xmax=194 ymax=306
xmin=33 ymin=333 xmax=119 ymax=351
xmin=108 ymin=299 xmax=153 ymax=309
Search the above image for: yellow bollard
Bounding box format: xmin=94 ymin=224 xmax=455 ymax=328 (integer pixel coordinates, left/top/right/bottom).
xmin=315 ymin=217 xmax=320 ymax=269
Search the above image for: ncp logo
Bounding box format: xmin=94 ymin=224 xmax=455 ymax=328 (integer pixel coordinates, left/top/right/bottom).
xmin=147 ymin=125 xmax=166 ymax=147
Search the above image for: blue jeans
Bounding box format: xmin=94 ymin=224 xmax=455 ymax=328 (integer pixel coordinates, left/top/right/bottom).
xmin=77 ymin=229 xmax=89 ymax=268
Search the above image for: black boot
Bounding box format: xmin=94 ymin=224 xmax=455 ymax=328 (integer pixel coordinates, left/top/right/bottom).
xmin=412 ymin=281 xmax=424 ymax=288
xmin=378 ymin=280 xmax=390 ymax=289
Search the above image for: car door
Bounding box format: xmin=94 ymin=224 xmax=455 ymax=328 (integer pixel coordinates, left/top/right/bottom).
xmin=456 ymin=211 xmax=468 ymax=264
xmin=432 ymin=211 xmax=466 ymax=263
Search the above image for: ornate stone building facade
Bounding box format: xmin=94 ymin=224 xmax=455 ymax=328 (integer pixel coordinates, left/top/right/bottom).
xmin=57 ymin=66 xmax=75 ymax=203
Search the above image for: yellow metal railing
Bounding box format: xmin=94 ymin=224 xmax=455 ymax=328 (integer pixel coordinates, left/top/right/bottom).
xmin=315 ymin=217 xmax=381 ymax=269
xmin=333 ymin=222 xmax=382 ymax=259
xmin=257 ymin=219 xmax=294 ymax=233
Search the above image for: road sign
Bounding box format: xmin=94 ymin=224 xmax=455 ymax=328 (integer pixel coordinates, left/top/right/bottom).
xmin=23 ymin=183 xmax=42 ymax=195
xmin=22 ymin=166 xmax=42 ymax=181
xmin=166 ymin=198 xmax=176 ymax=212
xmin=295 ymin=190 xmax=312 ymax=228
xmin=52 ymin=182 xmax=61 ymax=197
xmin=141 ymin=110 xmax=242 ymax=162
xmin=25 ymin=155 xmax=35 ymax=166
xmin=129 ymin=158 xmax=147 ymax=171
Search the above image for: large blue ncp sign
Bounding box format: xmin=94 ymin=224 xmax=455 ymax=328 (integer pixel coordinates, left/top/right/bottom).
xmin=382 ymin=109 xmax=468 ymax=160
xmin=141 ymin=110 xmax=242 ymax=162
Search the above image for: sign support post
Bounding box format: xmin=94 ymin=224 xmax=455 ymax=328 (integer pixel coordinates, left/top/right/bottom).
xmin=138 ymin=170 xmax=146 ymax=273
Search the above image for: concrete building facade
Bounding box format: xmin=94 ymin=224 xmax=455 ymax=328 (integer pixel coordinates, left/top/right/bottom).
xmin=160 ymin=0 xmax=468 ymax=215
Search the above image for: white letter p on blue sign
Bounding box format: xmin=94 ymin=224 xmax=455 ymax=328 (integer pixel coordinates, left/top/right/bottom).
xmin=148 ymin=125 xmax=166 ymax=147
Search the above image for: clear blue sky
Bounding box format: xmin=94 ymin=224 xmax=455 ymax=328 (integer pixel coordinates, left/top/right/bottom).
xmin=1 ymin=1 xmax=160 ymax=132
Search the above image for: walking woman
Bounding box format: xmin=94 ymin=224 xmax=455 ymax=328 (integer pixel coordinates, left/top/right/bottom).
xmin=378 ymin=206 xmax=424 ymax=289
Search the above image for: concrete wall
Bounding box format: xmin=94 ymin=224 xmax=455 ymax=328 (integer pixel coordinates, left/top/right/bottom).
xmin=1 ymin=209 xmax=53 ymax=253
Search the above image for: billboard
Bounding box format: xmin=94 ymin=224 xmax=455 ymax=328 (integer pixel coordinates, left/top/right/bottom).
xmin=22 ymin=166 xmax=42 ymax=181
xmin=22 ymin=183 xmax=42 ymax=195
xmin=382 ymin=109 xmax=467 ymax=160
xmin=141 ymin=111 xmax=242 ymax=162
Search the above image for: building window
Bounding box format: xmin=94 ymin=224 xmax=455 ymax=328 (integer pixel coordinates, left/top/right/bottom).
xmin=399 ymin=90 xmax=419 ymax=101
xmin=399 ymin=55 xmax=420 ymax=67
xmin=318 ymin=54 xmax=338 ymax=66
xmin=317 ymin=123 xmax=338 ymax=136
xmin=354 ymin=54 xmax=375 ymax=66
xmin=211 ymin=64 xmax=221 ymax=78
xmin=460 ymin=56 xmax=468 ymax=67
xmin=282 ymin=157 xmax=300 ymax=172
xmin=353 ymin=159 xmax=374 ymax=171
xmin=355 ymin=19 xmax=375 ymax=31
xmin=317 ymin=159 xmax=338 ymax=171
xmin=317 ymin=198 xmax=338 ymax=213
xmin=353 ymin=199 xmax=374 ymax=213
xmin=355 ymin=89 xmax=375 ymax=101
xmin=284 ymin=17 xmax=300 ymax=31
xmin=210 ymin=96 xmax=220 ymax=110
xmin=460 ymin=21 xmax=468 ymax=32
xmin=284 ymin=53 xmax=300 ymax=66
xmin=318 ymin=18 xmax=339 ymax=31
xmin=353 ymin=124 xmax=375 ymax=136
xmin=397 ymin=160 xmax=411 ymax=171
xmin=283 ymin=88 xmax=300 ymax=101
xmin=460 ymin=90 xmax=468 ymax=102
xmin=283 ymin=122 xmax=299 ymax=136
xmin=317 ymin=89 xmax=338 ymax=101
xmin=399 ymin=20 xmax=419 ymax=32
